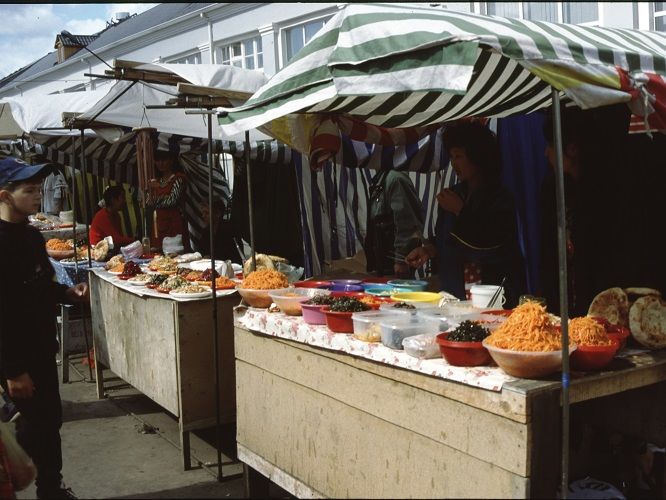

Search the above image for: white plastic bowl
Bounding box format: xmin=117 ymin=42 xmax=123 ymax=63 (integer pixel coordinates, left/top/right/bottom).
xmin=237 ymin=287 xmax=290 ymax=308
xmin=269 ymin=288 xmax=330 ymax=316
xmin=482 ymin=340 xmax=577 ymax=379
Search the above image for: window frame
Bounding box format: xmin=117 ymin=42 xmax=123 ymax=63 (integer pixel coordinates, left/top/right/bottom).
xmin=484 ymin=2 xmax=600 ymax=25
xmin=165 ymin=49 xmax=203 ymax=65
xmin=278 ymin=13 xmax=334 ymax=68
xmin=215 ymin=35 xmax=264 ymax=70
xmin=655 ymin=2 xmax=666 ymax=31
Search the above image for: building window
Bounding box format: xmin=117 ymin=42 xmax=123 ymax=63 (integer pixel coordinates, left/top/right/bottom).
xmin=656 ymin=2 xmax=666 ymax=31
xmin=486 ymin=2 xmax=520 ymax=18
xmin=217 ymin=36 xmax=263 ymax=70
xmin=522 ymin=2 xmax=558 ymax=22
xmin=564 ymin=2 xmax=598 ymax=24
xmin=284 ymin=17 xmax=330 ymax=62
xmin=169 ymin=52 xmax=202 ymax=64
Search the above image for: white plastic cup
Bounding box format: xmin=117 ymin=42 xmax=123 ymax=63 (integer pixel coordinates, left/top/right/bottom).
xmin=470 ymin=284 xmax=506 ymax=308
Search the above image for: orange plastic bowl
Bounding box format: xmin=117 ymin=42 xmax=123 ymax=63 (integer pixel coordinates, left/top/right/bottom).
xmin=570 ymin=337 xmax=620 ymax=371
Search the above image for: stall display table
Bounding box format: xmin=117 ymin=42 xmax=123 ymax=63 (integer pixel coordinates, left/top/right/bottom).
xmin=234 ymin=310 xmax=666 ymax=498
xmin=90 ymin=270 xmax=239 ymax=469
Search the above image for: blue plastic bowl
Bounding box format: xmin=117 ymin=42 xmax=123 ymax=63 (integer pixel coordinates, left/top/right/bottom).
xmin=364 ymin=285 xmax=397 ymax=297
xmin=387 ymin=279 xmax=428 ymax=291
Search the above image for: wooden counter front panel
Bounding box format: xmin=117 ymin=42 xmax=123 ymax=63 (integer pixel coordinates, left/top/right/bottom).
xmin=90 ymin=274 xmax=179 ymax=415
xmin=235 ymin=327 xmax=529 ymax=498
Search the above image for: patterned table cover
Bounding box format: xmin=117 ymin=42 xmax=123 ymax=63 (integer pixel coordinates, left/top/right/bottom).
xmin=236 ymin=309 xmax=516 ymax=392
xmin=50 ymin=257 xmax=105 ymax=287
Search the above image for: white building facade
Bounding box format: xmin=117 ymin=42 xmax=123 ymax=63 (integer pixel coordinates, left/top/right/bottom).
xmin=0 ymin=2 xmax=662 ymax=100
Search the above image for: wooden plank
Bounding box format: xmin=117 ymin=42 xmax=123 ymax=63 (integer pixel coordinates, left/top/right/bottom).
xmin=176 ymin=296 xmax=238 ymax=428
xmin=240 ymin=447 xmax=324 ymax=499
xmin=90 ymin=274 xmax=179 ymax=415
xmin=176 ymin=82 xmax=252 ymax=100
xmin=235 ymin=327 xmax=530 ymax=476
xmin=234 ymin=325 xmax=529 ymax=422
xmin=526 ymin=391 xmax=561 ymax=498
xmin=236 ymin=360 xmax=529 ymax=498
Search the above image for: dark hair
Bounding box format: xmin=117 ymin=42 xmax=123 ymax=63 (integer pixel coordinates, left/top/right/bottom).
xmin=154 ymin=150 xmax=177 ymax=161
xmin=442 ymin=121 xmax=502 ymax=183
xmin=102 ymin=185 xmax=124 ymax=207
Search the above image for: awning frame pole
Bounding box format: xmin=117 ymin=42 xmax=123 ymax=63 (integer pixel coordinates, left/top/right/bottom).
xmin=245 ymin=131 xmax=256 ymax=271
xmin=551 ymin=88 xmax=570 ymax=499
xmin=78 ymin=129 xmax=94 ymax=382
xmin=206 ymin=108 xmax=223 ymax=483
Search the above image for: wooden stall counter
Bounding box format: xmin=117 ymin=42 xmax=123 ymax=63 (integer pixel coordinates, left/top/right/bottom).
xmin=90 ymin=270 xmax=239 ymax=470
xmin=234 ymin=314 xmax=666 ymax=498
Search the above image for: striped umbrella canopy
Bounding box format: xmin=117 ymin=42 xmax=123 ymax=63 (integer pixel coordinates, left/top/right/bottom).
xmin=218 ymin=3 xmax=666 ymax=168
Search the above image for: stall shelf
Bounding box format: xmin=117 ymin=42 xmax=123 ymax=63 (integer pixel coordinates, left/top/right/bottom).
xmin=89 ymin=270 xmax=238 ymax=470
xmin=235 ymin=316 xmax=666 ymax=498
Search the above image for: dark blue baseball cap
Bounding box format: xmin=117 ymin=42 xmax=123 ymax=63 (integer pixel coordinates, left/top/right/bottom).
xmin=0 ymin=157 xmax=55 ymax=187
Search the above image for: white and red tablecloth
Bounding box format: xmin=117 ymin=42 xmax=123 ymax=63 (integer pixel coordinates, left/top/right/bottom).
xmin=236 ymin=308 xmax=516 ymax=392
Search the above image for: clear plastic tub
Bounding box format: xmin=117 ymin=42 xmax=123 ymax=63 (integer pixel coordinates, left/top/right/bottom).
xmin=440 ymin=300 xmax=490 ymax=319
xmin=380 ymin=317 xmax=440 ymax=350
xmin=416 ymin=308 xmax=451 ymax=333
xmin=402 ymin=333 xmax=440 ymax=359
xmin=351 ymin=311 xmax=401 ymax=343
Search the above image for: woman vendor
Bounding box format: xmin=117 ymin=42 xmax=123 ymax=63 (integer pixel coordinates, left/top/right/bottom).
xmin=145 ymin=150 xmax=189 ymax=251
xmin=89 ymin=185 xmax=134 ymax=247
xmin=406 ymin=121 xmax=526 ymax=307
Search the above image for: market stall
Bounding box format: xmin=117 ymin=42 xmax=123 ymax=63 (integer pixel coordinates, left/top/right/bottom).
xmin=89 ymin=267 xmax=239 ymax=469
xmin=218 ymin=3 xmax=666 ymax=497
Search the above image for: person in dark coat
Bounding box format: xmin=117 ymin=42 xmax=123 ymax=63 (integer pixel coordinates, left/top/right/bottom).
xmin=407 ymin=122 xmax=526 ymax=307
xmin=0 ymin=157 xmax=87 ymax=499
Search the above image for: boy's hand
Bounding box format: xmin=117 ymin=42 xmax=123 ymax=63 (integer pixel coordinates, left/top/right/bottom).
xmin=436 ymin=189 xmax=464 ymax=215
xmin=66 ymin=283 xmax=89 ymax=303
xmin=7 ymin=373 xmax=34 ymax=399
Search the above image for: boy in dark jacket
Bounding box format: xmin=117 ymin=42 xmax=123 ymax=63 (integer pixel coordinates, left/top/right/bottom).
xmin=0 ymin=158 xmax=88 ymax=499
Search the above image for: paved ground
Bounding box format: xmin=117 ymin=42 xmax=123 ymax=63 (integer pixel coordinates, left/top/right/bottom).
xmin=14 ymin=357 xmax=285 ymax=499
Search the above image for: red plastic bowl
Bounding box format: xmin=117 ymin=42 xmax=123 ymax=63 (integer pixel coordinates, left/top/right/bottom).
xmin=322 ymin=307 xmax=354 ymax=333
xmin=570 ymin=337 xmax=620 ymax=371
xmin=590 ymin=317 xmax=630 ymax=350
xmin=436 ymin=332 xmax=492 ymax=367
xmin=294 ymin=280 xmax=331 ymax=289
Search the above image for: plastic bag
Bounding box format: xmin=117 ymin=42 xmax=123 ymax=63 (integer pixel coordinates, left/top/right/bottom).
xmin=275 ymin=262 xmax=304 ymax=283
xmin=120 ymin=240 xmax=143 ymax=260
xmin=402 ymin=333 xmax=440 ymax=359
xmin=0 ymin=420 xmax=36 ymax=491
xmin=162 ymin=235 xmax=184 ymax=256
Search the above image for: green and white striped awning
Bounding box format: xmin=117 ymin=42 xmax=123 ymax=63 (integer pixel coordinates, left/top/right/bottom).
xmin=218 ymin=2 xmax=666 ymax=158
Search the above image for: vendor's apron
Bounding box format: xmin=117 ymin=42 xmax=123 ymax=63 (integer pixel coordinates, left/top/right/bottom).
xmin=154 ymin=207 xmax=190 ymax=251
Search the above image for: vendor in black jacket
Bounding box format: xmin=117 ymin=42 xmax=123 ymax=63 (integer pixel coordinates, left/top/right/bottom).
xmin=406 ymin=122 xmax=526 ymax=307
xmin=0 ymin=157 xmax=88 ymax=499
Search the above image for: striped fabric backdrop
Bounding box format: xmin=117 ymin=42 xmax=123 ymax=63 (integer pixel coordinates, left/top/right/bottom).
xmin=295 ymin=132 xmax=457 ymax=277
xmin=29 ymin=132 xmax=290 ymax=250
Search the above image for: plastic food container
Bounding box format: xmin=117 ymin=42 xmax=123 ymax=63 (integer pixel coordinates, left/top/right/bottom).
xmin=322 ymin=308 xmax=355 ymax=333
xmin=416 ymin=308 xmax=451 ymax=333
xmin=352 ymin=311 xmax=401 ymax=343
xmin=294 ymin=280 xmax=331 ymax=289
xmin=390 ymin=291 xmax=442 ymax=305
xmin=331 ymin=291 xmax=366 ymax=299
xmin=361 ymin=277 xmax=392 ymax=286
xmin=269 ymin=288 xmax=329 ymax=316
xmin=380 ymin=317 xmax=439 ymax=350
xmin=436 ymin=332 xmax=492 ymax=367
xmin=570 ymin=338 xmax=620 ymax=371
xmin=237 ymin=287 xmax=290 ymax=308
xmin=301 ymin=303 xmax=329 ymax=325
xmin=483 ymin=340 xmax=577 ymax=379
xmin=402 ymin=333 xmax=440 ymax=359
xmin=440 ymin=300 xmax=490 ymax=318
xmin=387 ymin=279 xmax=429 ymax=291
